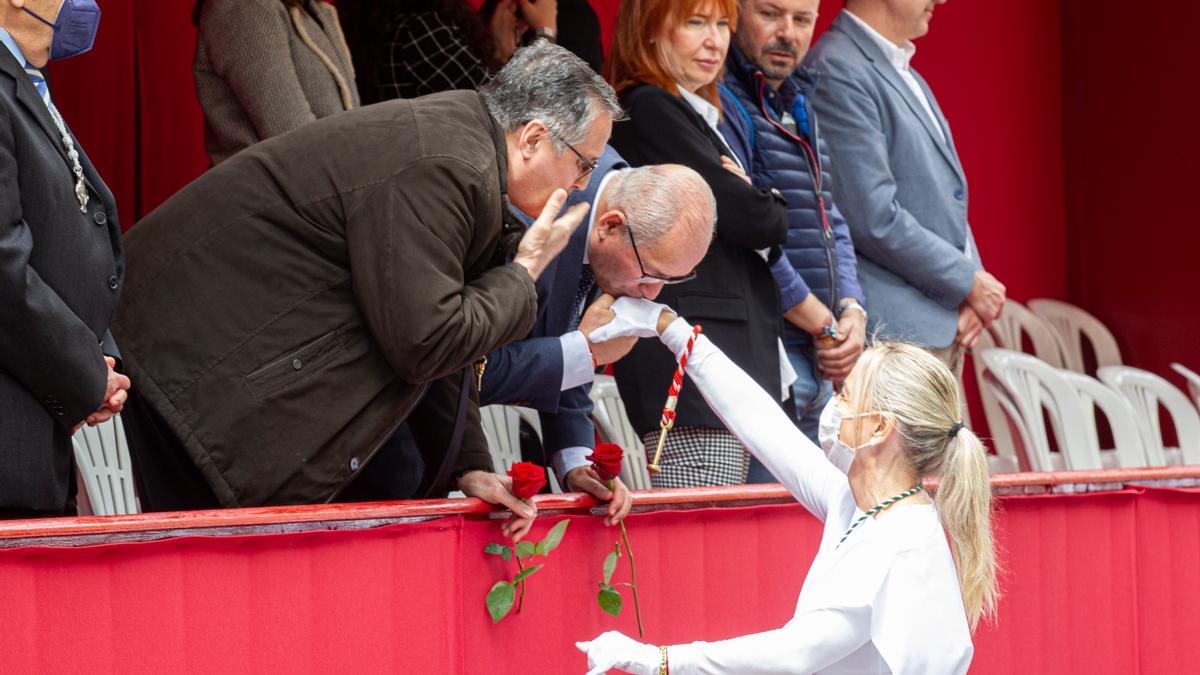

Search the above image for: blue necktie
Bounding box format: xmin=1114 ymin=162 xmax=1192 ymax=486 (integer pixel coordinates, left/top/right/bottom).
xmin=570 ymin=264 xmax=596 ymax=330
xmin=23 ymin=63 xmax=50 ymax=106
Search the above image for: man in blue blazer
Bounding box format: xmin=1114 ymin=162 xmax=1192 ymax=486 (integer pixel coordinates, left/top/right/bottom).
xmin=481 ymin=147 xmax=715 ymax=523
xmin=805 ymin=1 xmax=1006 ymax=368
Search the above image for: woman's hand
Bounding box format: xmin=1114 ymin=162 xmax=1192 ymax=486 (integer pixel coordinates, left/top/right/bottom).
xmin=720 ymin=155 xmax=751 ymax=184
xmin=517 ymin=0 xmax=558 ymax=33
xmin=587 ymin=296 xmax=675 ymax=342
xmin=576 ymin=631 xmax=660 ymax=675
xmin=489 ymin=0 xmax=521 ymax=64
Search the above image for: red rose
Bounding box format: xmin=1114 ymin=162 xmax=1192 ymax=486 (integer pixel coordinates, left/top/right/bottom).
xmin=507 ymin=462 xmax=547 ymax=500
xmin=587 ymin=442 xmax=625 ymax=482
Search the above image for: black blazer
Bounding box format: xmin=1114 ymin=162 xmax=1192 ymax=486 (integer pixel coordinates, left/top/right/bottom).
xmin=0 ymin=48 xmax=124 ymax=513
xmin=609 ymin=84 xmax=788 ymax=435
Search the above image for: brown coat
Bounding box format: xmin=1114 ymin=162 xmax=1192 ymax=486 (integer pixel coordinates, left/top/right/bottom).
xmin=112 ymin=92 xmax=535 ymax=507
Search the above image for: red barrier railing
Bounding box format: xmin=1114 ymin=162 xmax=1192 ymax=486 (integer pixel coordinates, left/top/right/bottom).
xmin=3 ymin=465 xmax=1198 ymax=545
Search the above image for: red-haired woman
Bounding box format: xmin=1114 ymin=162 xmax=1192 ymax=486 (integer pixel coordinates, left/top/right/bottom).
xmin=604 ymin=0 xmax=790 ymax=488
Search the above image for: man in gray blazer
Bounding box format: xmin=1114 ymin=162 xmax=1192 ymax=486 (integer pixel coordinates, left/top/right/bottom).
xmin=805 ymin=0 xmax=1005 ymax=367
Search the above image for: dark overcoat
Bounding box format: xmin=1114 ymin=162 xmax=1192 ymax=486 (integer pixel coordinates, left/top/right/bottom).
xmin=113 ymin=91 xmax=536 ymax=506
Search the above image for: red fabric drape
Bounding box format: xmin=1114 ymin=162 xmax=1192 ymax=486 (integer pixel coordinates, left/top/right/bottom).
xmin=2 ymin=489 xmax=1199 ymax=673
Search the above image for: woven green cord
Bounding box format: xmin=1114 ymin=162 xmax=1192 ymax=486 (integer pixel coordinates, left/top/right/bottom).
xmin=837 ymin=484 xmax=923 ymax=547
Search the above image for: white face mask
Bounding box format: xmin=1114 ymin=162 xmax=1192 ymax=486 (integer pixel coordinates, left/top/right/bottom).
xmin=817 ymin=397 xmax=878 ymax=474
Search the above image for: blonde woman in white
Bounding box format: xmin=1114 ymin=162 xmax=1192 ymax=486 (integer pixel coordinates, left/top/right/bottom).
xmin=578 ymin=297 xmax=998 ymax=675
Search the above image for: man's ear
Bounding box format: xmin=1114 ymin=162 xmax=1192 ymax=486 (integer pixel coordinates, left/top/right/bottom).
xmin=593 ymin=210 xmax=627 ymax=242
xmin=517 ymin=120 xmax=549 ymax=159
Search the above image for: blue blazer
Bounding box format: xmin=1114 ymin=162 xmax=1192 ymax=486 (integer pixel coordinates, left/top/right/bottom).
xmin=805 ymin=11 xmax=982 ymax=347
xmin=479 ymin=146 xmax=629 ymax=463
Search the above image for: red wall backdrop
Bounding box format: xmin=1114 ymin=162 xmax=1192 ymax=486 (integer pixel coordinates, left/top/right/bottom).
xmin=45 ymin=0 xmax=1195 ymax=392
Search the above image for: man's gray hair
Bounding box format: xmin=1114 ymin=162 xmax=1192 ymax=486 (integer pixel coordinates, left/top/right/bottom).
xmin=605 ymin=165 xmax=717 ymax=246
xmin=479 ymin=40 xmax=624 ymax=148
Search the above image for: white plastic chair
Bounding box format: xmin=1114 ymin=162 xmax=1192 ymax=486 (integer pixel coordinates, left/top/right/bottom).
xmin=1171 ymin=363 xmax=1200 ymax=411
xmin=1028 ymin=299 xmax=1122 ymax=374
xmin=972 ymin=301 xmax=1068 ymax=463
xmin=72 ymin=414 xmax=139 ymax=515
xmin=590 ymin=374 xmax=652 ymax=490
xmin=1098 ymin=366 xmax=1200 ymax=466
xmin=977 ymin=365 xmax=1030 ymax=473
xmin=479 ymin=405 xmax=561 ymax=492
xmin=1058 ymin=371 xmax=1147 ymax=468
xmin=980 ymin=349 xmax=1102 ymax=471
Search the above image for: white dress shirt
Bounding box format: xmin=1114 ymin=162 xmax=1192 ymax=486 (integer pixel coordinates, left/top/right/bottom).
xmin=844 ymin=10 xmax=946 ymax=145
xmin=657 ymin=317 xmax=975 ymax=674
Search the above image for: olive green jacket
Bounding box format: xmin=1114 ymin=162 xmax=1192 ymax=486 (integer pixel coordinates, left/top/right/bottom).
xmin=113 ymin=91 xmax=535 ymax=506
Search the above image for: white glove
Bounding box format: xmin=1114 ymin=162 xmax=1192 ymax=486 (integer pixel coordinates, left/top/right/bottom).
xmin=576 ymin=631 xmax=661 ymax=675
xmin=587 ymin=296 xmax=672 ymax=343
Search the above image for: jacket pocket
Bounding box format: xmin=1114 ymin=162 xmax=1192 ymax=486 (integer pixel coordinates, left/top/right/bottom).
xmin=677 ymin=294 xmax=748 ymax=322
xmin=244 ymin=329 xmax=343 ymax=401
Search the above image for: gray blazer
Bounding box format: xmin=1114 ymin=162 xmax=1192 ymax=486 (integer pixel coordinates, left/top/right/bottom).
xmin=806 ymin=11 xmax=981 ymax=348
xmin=194 ymin=0 xmax=360 ymax=165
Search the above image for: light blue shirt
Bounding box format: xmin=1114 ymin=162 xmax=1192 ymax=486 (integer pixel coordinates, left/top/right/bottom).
xmin=0 ymin=27 xmax=28 ymax=66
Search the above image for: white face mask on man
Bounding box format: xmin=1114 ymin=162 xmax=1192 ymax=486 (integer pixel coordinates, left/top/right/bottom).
xmin=817 ymin=397 xmax=879 ymax=474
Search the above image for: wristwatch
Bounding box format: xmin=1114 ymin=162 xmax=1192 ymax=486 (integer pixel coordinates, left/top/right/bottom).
xmin=534 ymin=26 xmax=557 ymax=43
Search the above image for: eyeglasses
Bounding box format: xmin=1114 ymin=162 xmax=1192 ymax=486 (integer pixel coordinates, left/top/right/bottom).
xmin=627 ymin=225 xmax=698 ymax=285
xmin=551 ymin=131 xmax=598 ymax=183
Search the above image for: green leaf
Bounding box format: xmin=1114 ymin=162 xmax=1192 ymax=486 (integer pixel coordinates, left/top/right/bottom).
xmin=501 ymin=548 xmax=511 ymax=562
xmin=486 ymin=581 xmax=516 ymax=623
xmin=602 ymin=550 xmax=619 ymax=586
xmin=484 ymin=543 xmax=509 ymax=557
xmin=538 ymin=519 xmax=570 ymax=556
xmin=597 ymin=584 xmax=622 ymax=617
xmin=512 ymin=564 xmax=543 ymax=585
xmin=515 ymin=541 xmax=537 ymax=559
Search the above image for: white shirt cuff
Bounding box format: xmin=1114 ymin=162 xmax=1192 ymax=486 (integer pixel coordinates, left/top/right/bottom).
xmin=552 ymin=446 xmax=593 ymax=486
xmin=558 ymin=330 xmax=596 ymax=391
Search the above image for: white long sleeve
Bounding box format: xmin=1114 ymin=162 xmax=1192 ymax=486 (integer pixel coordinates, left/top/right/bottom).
xmin=661 ymin=318 xmax=847 ymax=521
xmin=669 ymin=607 xmax=870 ymax=675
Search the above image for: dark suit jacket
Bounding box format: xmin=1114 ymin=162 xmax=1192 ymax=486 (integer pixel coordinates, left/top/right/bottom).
xmin=112 ymin=91 xmax=536 ymax=507
xmin=480 ymin=147 xmax=628 ymax=466
xmin=609 ymin=84 xmax=789 ymax=435
xmin=0 ymin=48 xmax=124 ymax=513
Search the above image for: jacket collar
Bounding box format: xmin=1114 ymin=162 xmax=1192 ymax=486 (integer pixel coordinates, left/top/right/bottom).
xmin=829 ymin=10 xmax=962 ymax=175
xmin=727 ymin=42 xmax=819 ymax=113
xmin=0 ymin=45 xmax=75 ymax=169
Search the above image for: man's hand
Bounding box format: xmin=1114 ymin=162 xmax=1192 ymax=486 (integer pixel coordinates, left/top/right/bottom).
xmin=457 ymin=470 xmax=539 ymax=541
xmin=77 ymin=356 xmax=131 ymax=430
xmin=783 ymin=292 xmax=834 ymax=336
xmin=956 ymin=304 xmax=985 ymax=350
xmin=816 ymin=306 xmax=866 ymax=385
xmin=564 ymin=465 xmax=632 ymax=526
xmin=965 ymin=270 xmax=1006 ymax=326
xmin=512 ymin=189 xmax=589 ymax=282
xmin=578 ymin=294 xmax=636 ymax=366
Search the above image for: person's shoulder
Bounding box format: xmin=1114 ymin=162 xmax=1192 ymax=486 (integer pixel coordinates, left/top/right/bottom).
xmin=621 ymin=83 xmax=684 ymax=112
xmin=807 ymin=27 xmax=865 ymax=72
xmin=405 ymin=91 xmax=499 ymax=170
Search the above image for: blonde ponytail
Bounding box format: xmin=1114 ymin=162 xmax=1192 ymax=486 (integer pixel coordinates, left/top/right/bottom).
xmin=854 ymin=342 xmax=999 ymax=629
xmin=937 ymin=426 xmax=998 ymax=628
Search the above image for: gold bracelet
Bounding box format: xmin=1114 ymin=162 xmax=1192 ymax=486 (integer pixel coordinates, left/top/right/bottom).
xmin=659 ymin=645 xmax=669 ymax=674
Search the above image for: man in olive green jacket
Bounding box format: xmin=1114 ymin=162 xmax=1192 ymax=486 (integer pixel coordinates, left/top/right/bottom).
xmin=113 ymin=43 xmax=620 ymax=529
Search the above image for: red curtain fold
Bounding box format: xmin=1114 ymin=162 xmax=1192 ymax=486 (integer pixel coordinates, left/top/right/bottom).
xmin=2 ymin=490 xmax=1199 ymax=673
